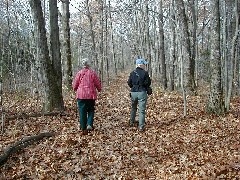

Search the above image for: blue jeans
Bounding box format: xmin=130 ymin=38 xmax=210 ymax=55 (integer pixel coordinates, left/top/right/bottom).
xmin=77 ymin=99 xmax=95 ymax=130
xmin=130 ymin=91 xmax=148 ymax=129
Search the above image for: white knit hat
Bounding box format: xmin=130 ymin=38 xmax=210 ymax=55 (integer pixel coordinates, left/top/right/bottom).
xmin=81 ymin=58 xmax=91 ymax=67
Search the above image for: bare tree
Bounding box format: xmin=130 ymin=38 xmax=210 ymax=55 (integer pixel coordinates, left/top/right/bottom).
xmin=49 ymin=0 xmax=64 ymax=110
xmin=0 ymin=34 xmax=4 ymax=133
xmin=85 ymin=0 xmax=98 ymax=71
xmin=176 ymin=0 xmax=196 ymax=95
xmin=233 ymin=0 xmax=240 ymax=95
xmin=158 ymin=0 xmax=167 ymax=90
xmin=29 ymin=0 xmax=64 ymax=112
xmin=190 ymin=0 xmax=198 ymax=88
xmin=109 ymin=1 xmax=117 ymax=76
xmin=99 ymin=0 xmax=104 ymax=82
xmin=144 ymin=0 xmax=152 ymax=76
xmin=169 ymin=0 xmax=177 ymax=91
xmin=104 ymin=0 xmax=110 ymax=84
xmin=225 ymin=0 xmax=239 ymax=111
xmin=206 ymin=0 xmax=225 ymax=114
xmin=61 ymin=0 xmax=72 ymax=89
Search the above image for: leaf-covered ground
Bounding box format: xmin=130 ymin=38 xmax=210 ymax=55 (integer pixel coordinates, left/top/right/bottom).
xmin=0 ymin=73 xmax=240 ymax=179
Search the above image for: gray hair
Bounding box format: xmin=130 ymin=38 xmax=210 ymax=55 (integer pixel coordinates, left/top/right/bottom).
xmin=81 ymin=58 xmax=91 ymax=67
xmin=136 ymin=64 xmax=145 ymax=68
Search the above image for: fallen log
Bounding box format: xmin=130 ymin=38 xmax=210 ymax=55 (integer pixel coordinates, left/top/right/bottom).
xmin=6 ymin=111 xmax=66 ymax=121
xmin=0 ymin=132 xmax=54 ymax=166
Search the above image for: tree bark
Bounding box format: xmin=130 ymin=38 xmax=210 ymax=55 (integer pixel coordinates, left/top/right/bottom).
xmin=109 ymin=1 xmax=117 ymax=76
xmin=61 ymin=0 xmax=72 ymax=89
xmin=99 ymin=0 xmax=104 ymax=82
xmin=29 ymin=0 xmax=64 ymax=112
xmin=49 ymin=0 xmax=64 ymax=110
xmin=169 ymin=0 xmax=176 ymax=91
xmin=206 ymin=0 xmax=225 ymax=114
xmin=144 ymin=0 xmax=152 ymax=76
xmin=226 ymin=0 xmax=239 ymax=111
xmin=86 ymin=0 xmax=98 ymax=71
xmin=176 ymin=0 xmax=196 ymax=95
xmin=0 ymin=34 xmax=4 ymax=133
xmin=190 ymin=0 xmax=198 ymax=88
xmin=104 ymin=0 xmax=110 ymax=85
xmin=158 ymin=0 xmax=167 ymax=90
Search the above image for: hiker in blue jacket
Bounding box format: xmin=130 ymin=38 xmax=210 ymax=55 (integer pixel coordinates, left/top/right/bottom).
xmin=127 ymin=58 xmax=151 ymax=131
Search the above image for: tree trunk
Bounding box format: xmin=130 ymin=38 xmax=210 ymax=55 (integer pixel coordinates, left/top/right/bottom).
xmin=206 ymin=0 xmax=225 ymax=114
xmin=158 ymin=0 xmax=167 ymax=90
xmin=49 ymin=0 xmax=64 ymax=110
xmin=226 ymin=0 xmax=239 ymax=111
xmin=190 ymin=0 xmax=198 ymax=89
xmin=169 ymin=0 xmax=176 ymax=91
xmin=29 ymin=0 xmax=64 ymax=112
xmin=86 ymin=0 xmax=98 ymax=71
xmin=144 ymin=0 xmax=152 ymax=76
xmin=99 ymin=0 xmax=104 ymax=82
xmin=109 ymin=1 xmax=117 ymax=76
xmin=176 ymin=0 xmax=196 ymax=95
xmin=61 ymin=0 xmax=72 ymax=89
xmin=152 ymin=6 xmax=158 ymax=79
xmin=232 ymin=0 xmax=240 ymax=95
xmin=222 ymin=1 xmax=228 ymax=102
xmin=104 ymin=0 xmax=110 ymax=85
xmin=180 ymin=46 xmax=187 ymax=117
xmin=0 ymin=34 xmax=4 ymax=133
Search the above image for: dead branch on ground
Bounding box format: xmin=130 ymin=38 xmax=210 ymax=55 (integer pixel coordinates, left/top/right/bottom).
xmin=0 ymin=132 xmax=54 ymax=166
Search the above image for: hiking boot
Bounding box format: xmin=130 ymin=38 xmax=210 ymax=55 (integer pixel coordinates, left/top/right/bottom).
xmin=82 ymin=130 xmax=88 ymax=135
xmin=87 ymin=125 xmax=93 ymax=131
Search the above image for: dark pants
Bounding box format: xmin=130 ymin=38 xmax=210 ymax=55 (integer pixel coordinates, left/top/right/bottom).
xmin=77 ymin=99 xmax=95 ymax=130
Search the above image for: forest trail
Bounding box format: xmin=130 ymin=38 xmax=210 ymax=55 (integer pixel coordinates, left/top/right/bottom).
xmin=0 ymin=73 xmax=240 ymax=179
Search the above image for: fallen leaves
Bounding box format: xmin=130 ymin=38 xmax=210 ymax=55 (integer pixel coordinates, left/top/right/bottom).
xmin=0 ymin=73 xmax=239 ymax=179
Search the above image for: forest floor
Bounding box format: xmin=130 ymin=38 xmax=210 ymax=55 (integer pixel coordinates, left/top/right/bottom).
xmin=0 ymin=72 xmax=240 ymax=179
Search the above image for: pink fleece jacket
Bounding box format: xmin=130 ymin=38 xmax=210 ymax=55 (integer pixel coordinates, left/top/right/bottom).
xmin=72 ymin=67 xmax=101 ymax=99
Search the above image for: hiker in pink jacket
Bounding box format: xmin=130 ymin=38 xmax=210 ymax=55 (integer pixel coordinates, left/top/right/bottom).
xmin=72 ymin=58 xmax=102 ymax=135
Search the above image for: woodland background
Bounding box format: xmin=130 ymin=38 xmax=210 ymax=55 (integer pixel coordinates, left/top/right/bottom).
xmin=0 ymin=0 xmax=239 ymax=179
